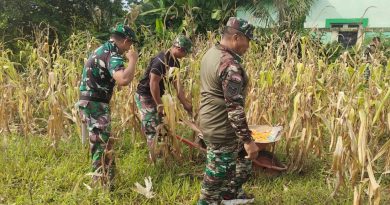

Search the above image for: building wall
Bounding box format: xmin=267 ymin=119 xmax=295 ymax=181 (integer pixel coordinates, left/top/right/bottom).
xmin=305 ymin=0 xmax=390 ymax=45
xmin=305 ymin=0 xmax=390 ymax=28
xmin=237 ymin=0 xmax=390 ymax=45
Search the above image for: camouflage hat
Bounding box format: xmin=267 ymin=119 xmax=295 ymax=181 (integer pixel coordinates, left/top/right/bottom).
xmin=173 ymin=35 xmax=192 ymax=53
xmin=225 ymin=17 xmax=255 ymax=40
xmin=110 ymin=23 xmax=137 ymax=42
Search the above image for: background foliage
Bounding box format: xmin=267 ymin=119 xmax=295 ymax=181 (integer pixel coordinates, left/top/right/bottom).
xmin=1 ymin=0 xmax=389 ymax=204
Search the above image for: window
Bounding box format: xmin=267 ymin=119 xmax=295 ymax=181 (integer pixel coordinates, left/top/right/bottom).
xmin=348 ymin=24 xmax=359 ymax=28
xmin=330 ymin=24 xmax=343 ymax=28
xmin=338 ymin=31 xmax=358 ymax=47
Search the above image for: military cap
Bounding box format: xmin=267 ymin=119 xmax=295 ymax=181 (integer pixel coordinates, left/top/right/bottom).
xmin=226 ymin=17 xmax=255 ymax=40
xmin=110 ymin=23 xmax=137 ymax=43
xmin=173 ymin=35 xmax=192 ymax=53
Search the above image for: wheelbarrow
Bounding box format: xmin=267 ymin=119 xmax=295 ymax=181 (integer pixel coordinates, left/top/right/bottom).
xmin=177 ymin=120 xmax=287 ymax=173
xmin=249 ymin=125 xmax=287 ymax=173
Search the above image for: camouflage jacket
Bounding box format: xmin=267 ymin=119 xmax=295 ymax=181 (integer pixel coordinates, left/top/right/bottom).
xmin=199 ymin=43 xmax=253 ymax=144
xmin=364 ymin=44 xmax=377 ymax=62
xmin=79 ymin=40 xmax=125 ymax=103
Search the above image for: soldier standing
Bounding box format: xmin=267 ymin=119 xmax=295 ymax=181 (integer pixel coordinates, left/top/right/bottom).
xmin=364 ymin=36 xmax=381 ymax=62
xmin=363 ymin=37 xmax=382 ymax=83
xmin=197 ymin=17 xmax=259 ymax=205
xmin=135 ymin=35 xmax=193 ymax=162
xmin=77 ymin=23 xmax=138 ymax=188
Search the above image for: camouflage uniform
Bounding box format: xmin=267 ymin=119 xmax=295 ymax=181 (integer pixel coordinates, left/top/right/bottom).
xmin=198 ymin=17 xmax=255 ymax=205
xmin=78 ymin=101 xmax=113 ymax=181
xmin=76 ymin=23 xmax=137 ymax=185
xmin=135 ymin=35 xmax=192 ymax=156
xmin=364 ymin=43 xmax=377 ymax=62
xmin=134 ymin=93 xmax=162 ymax=150
xmin=363 ymin=38 xmax=381 ymax=82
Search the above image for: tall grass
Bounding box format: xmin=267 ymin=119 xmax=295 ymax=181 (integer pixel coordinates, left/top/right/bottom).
xmin=0 ymin=27 xmax=389 ymax=204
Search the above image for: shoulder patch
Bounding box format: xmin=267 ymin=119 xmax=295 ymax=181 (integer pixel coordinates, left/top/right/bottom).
xmin=219 ymin=52 xmax=240 ymax=75
xmin=226 ymin=80 xmax=241 ymax=98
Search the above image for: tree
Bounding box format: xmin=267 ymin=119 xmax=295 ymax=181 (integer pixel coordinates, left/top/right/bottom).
xmin=128 ymin=0 xmax=316 ymax=36
xmin=243 ymin=0 xmax=316 ymax=30
xmin=129 ymin=0 xmax=257 ymax=36
xmin=0 ymin=0 xmax=125 ymax=44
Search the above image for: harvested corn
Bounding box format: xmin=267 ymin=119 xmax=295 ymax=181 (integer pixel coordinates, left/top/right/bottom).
xmin=252 ymin=130 xmax=271 ymax=142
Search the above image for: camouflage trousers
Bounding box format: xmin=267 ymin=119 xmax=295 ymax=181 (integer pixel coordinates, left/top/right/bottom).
xmin=198 ymin=141 xmax=252 ymax=205
xmin=77 ymin=100 xmax=115 ymax=185
xmin=134 ymin=93 xmax=162 ymax=152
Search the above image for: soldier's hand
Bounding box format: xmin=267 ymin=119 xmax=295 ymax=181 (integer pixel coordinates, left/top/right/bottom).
xmin=183 ymin=102 xmax=192 ymax=115
xmin=244 ymin=141 xmax=259 ymax=160
xmin=126 ymin=49 xmax=139 ymax=62
xmin=157 ymin=104 xmax=164 ymax=116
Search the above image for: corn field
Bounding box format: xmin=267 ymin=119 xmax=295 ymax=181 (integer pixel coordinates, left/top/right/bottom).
xmin=1 ymin=27 xmax=389 ymax=204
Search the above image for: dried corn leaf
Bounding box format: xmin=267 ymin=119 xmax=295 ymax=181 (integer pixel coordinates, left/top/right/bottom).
xmin=366 ymin=151 xmax=380 ymax=205
xmin=372 ymin=89 xmax=390 ymax=126
xmin=133 ymin=176 xmax=155 ymax=199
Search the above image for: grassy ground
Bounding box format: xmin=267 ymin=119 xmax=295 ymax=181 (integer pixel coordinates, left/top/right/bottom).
xmin=1 ymin=131 xmax=388 ymax=205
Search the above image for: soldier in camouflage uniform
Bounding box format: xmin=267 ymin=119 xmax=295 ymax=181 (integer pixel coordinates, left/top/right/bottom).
xmin=76 ymin=23 xmax=138 ymax=187
xmin=197 ymin=17 xmax=260 ymax=205
xmin=363 ymin=37 xmax=384 ymax=82
xmin=135 ymin=35 xmax=193 ymax=161
xmin=364 ymin=37 xmax=381 ymax=62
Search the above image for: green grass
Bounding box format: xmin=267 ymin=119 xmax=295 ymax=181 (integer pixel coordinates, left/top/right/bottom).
xmin=1 ymin=132 xmax=387 ymax=205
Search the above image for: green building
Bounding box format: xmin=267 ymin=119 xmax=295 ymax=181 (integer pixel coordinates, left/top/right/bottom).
xmin=305 ymin=0 xmax=390 ymax=47
xmin=237 ymin=0 xmax=390 ymax=47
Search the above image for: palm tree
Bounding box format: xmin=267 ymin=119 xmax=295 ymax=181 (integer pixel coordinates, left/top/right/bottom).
xmin=127 ymin=0 xmax=316 ymax=34
xmin=243 ymin=0 xmax=316 ymax=29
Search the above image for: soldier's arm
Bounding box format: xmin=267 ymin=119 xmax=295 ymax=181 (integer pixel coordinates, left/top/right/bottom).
xmin=150 ymin=73 xmax=163 ymax=106
xmin=148 ymin=57 xmax=166 ymax=109
xmin=363 ymin=46 xmax=370 ymax=58
xmin=113 ymin=50 xmax=138 ymax=86
xmin=173 ymin=79 xmax=192 ymax=113
xmin=220 ymin=65 xmax=253 ymax=143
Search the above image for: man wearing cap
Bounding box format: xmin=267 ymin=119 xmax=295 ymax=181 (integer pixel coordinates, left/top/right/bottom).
xmin=77 ymin=23 xmax=138 ymax=188
xmin=197 ymin=17 xmax=259 ymax=204
xmin=135 ymin=35 xmax=193 ymax=161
